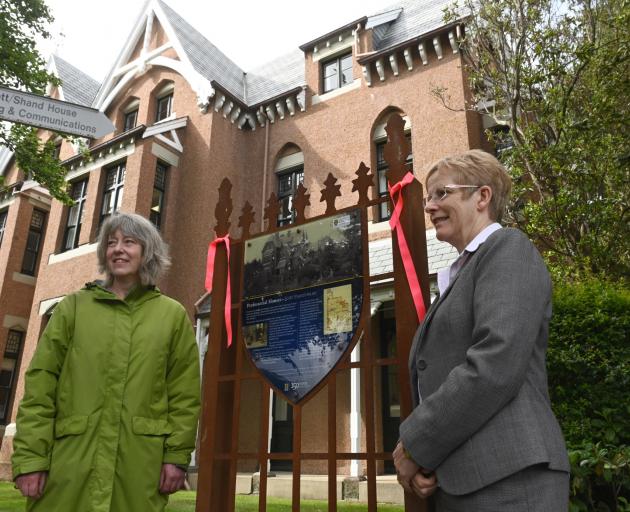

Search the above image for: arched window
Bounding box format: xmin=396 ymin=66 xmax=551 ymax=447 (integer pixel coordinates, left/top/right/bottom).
xmin=372 ymin=111 xmax=412 ymax=222
xmin=121 ymin=98 xmax=140 ymax=132
xmin=275 ymin=145 xmax=304 ymax=226
xmin=153 ymin=81 xmax=174 ymax=122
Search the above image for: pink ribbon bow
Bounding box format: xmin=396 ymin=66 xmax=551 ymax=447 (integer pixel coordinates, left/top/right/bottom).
xmin=388 ymin=172 xmax=427 ymax=323
xmin=205 ymin=235 xmax=232 ymax=347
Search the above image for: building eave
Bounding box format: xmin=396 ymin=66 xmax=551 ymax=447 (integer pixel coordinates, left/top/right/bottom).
xmin=60 ymin=125 xmax=146 ymax=167
xmin=356 ymin=21 xmax=462 ymax=65
xmin=299 ymin=17 xmax=367 ymax=52
xmin=247 ymin=86 xmax=304 ymax=111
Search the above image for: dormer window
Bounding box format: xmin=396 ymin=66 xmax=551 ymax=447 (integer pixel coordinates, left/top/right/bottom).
xmin=322 ymin=52 xmax=353 ymax=93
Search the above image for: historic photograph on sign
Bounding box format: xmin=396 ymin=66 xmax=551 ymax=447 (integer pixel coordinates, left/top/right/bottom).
xmin=242 ymin=209 xmax=362 ymax=299
xmin=243 ymin=322 xmax=268 ymax=349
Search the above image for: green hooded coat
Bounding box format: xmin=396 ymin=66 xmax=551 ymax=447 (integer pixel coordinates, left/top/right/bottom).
xmin=12 ymin=283 xmax=201 ymax=512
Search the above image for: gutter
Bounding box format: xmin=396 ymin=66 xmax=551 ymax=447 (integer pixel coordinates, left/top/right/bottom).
xmin=60 ymin=124 xmax=146 ymax=167
xmin=356 ymin=21 xmax=463 ymax=65
xmin=299 ymin=17 xmax=368 ymax=51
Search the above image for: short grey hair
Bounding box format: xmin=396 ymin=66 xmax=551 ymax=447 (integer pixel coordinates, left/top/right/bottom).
xmin=426 ymin=149 xmax=512 ymax=222
xmin=97 ymin=213 xmax=171 ymax=286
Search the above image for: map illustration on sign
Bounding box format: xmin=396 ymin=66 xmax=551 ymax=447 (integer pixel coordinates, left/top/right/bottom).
xmin=242 ymin=209 xmax=363 ymax=403
xmin=324 ymin=285 xmax=352 ymax=334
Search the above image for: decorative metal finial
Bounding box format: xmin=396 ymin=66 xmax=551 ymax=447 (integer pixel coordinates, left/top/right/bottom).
xmin=320 ymin=173 xmax=342 ymax=215
xmin=352 ymin=162 xmax=374 ymax=206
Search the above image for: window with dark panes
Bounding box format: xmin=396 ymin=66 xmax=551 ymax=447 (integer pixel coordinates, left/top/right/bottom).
xmin=21 ymin=209 xmax=46 ymax=275
xmin=277 ymin=166 xmax=304 ymax=226
xmin=62 ymin=178 xmax=88 ymax=251
xmin=0 ymin=210 xmax=7 ymax=247
xmin=100 ymin=162 xmax=126 ymax=224
xmin=52 ymin=141 xmax=62 ymax=160
xmin=376 ymin=133 xmax=413 ymax=221
xmin=123 ymin=109 xmax=138 ymax=131
xmin=156 ymin=93 xmax=173 ymax=122
xmin=322 ymin=52 xmax=353 ymax=93
xmin=150 ymin=162 xmax=168 ymax=229
xmin=0 ymin=330 xmax=24 ymax=424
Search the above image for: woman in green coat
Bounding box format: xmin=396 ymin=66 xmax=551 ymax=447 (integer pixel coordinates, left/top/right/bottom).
xmin=12 ymin=213 xmax=201 ymax=511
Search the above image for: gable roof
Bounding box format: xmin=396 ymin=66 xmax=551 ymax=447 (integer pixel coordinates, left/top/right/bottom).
xmin=93 ymin=0 xmax=459 ymax=113
xmin=157 ymin=0 xmax=246 ymax=102
xmin=247 ymin=0 xmax=457 ymax=107
xmin=49 ymin=55 xmax=101 ymax=106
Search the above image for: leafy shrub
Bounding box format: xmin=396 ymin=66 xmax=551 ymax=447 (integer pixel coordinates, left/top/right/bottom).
xmin=568 ymin=443 xmax=630 ymax=511
xmin=548 ymin=280 xmax=630 ymax=510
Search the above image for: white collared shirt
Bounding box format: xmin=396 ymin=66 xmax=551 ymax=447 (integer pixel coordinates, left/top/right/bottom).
xmin=437 ymin=223 xmax=502 ymax=295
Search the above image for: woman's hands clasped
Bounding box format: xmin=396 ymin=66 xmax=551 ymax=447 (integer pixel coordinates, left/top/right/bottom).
xmin=393 ymin=441 xmax=438 ymax=499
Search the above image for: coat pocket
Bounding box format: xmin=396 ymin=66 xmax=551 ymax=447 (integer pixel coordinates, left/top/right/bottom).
xmin=132 ymin=416 xmax=172 ymax=436
xmin=55 ymin=415 xmax=89 ymax=438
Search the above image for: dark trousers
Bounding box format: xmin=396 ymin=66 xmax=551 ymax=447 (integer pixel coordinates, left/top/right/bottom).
xmin=435 ymin=464 xmax=570 ymax=512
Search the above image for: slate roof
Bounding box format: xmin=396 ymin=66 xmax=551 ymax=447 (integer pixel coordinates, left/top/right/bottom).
xmin=369 ymin=229 xmax=458 ymax=278
xmin=246 ymin=50 xmax=305 ymax=106
xmin=52 ymin=55 xmax=100 ymax=106
xmin=158 ymin=0 xmax=246 ymax=102
xmin=156 ymin=0 xmax=457 ymax=109
xmin=370 ymin=0 xmax=457 ymax=51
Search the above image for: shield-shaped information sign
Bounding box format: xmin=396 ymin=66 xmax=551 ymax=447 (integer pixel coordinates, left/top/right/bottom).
xmin=242 ymin=209 xmax=364 ymax=403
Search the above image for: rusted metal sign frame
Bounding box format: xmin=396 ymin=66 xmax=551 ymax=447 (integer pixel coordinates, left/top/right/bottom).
xmin=195 ymin=113 xmax=431 ymax=512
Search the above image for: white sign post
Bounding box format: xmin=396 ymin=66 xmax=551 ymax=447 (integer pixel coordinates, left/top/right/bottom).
xmin=0 ymin=86 xmax=114 ymax=139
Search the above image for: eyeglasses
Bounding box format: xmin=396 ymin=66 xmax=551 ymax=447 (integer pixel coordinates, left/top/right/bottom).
xmin=423 ymin=184 xmax=481 ymax=208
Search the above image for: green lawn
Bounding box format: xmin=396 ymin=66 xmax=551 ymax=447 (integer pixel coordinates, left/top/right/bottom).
xmin=0 ymin=483 xmax=403 ymax=511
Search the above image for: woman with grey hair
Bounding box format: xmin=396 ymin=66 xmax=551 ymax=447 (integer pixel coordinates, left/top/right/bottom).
xmin=394 ymin=150 xmax=569 ymax=510
xmin=13 ymin=212 xmax=200 ymax=512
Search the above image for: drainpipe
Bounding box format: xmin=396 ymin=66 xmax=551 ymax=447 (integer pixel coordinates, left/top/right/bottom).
xmin=354 ymin=23 xmax=362 ymax=55
xmin=261 ymin=117 xmax=270 ymax=231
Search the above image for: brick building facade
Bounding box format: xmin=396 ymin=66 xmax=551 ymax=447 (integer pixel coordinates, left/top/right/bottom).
xmin=0 ymin=0 xmax=495 ymax=495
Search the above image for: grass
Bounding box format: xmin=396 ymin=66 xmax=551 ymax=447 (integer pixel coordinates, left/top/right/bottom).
xmin=0 ymin=483 xmax=403 ymax=511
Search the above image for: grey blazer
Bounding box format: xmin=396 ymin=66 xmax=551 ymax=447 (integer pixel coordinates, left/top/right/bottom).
xmin=400 ymin=228 xmax=570 ymax=495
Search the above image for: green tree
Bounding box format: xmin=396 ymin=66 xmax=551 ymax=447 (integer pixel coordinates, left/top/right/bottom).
xmin=1 ymin=0 xmax=71 ymax=202
xmin=438 ymin=0 xmax=630 ymax=279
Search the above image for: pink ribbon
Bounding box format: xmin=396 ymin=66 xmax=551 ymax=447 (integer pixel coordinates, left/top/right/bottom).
xmin=388 ymin=172 xmax=427 ymax=323
xmin=205 ymin=235 xmax=232 ymax=347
